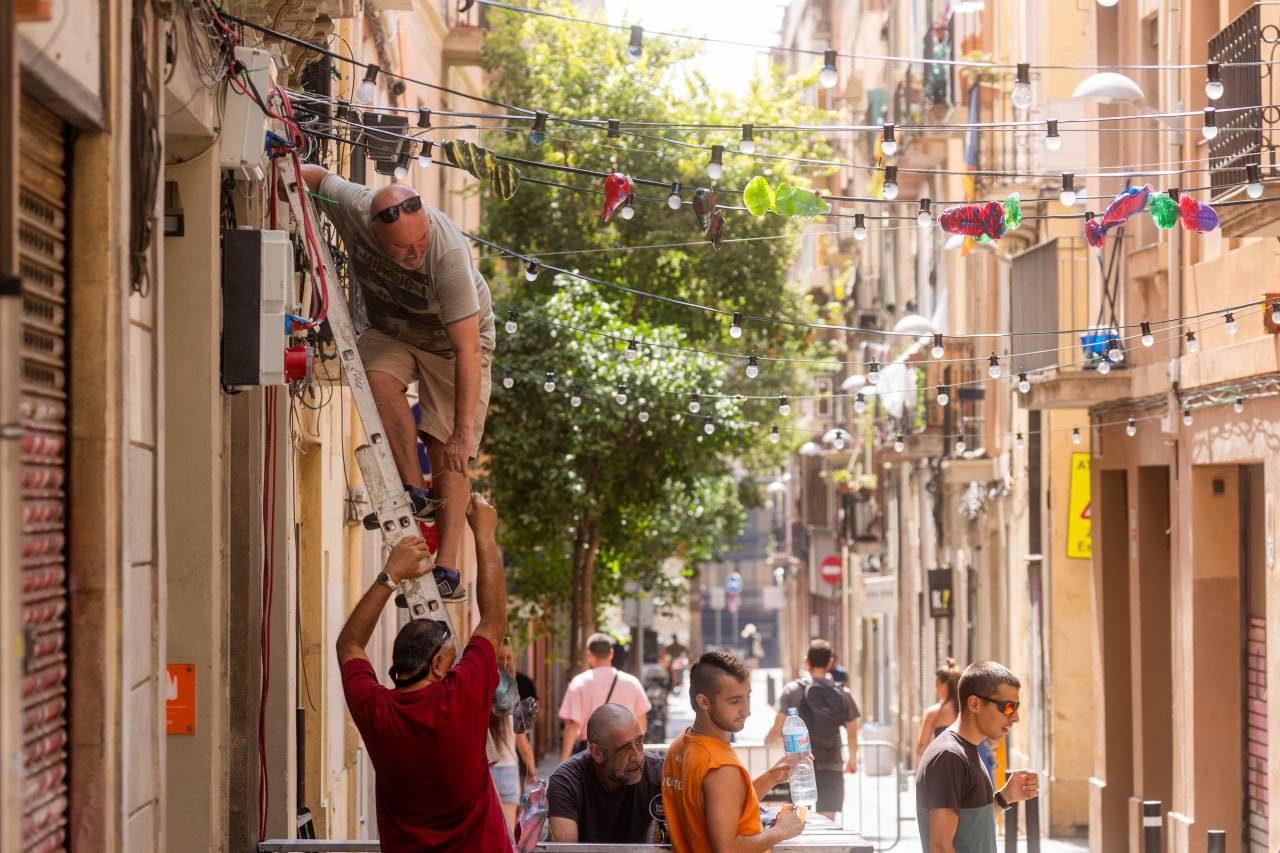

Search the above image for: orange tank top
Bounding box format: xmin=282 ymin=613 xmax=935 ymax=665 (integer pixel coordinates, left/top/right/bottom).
xmin=661 ymin=728 xmax=763 ymax=852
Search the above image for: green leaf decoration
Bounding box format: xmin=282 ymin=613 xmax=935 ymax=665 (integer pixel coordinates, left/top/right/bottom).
xmin=1004 ymin=193 xmax=1022 ymax=231
xmin=742 ymin=176 xmax=774 ymax=216
xmin=773 ymin=182 xmax=827 ymax=216
xmin=1149 ymin=193 xmax=1179 ymax=229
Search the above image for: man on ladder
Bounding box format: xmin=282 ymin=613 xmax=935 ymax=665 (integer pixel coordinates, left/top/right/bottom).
xmin=300 ymin=164 xmax=495 ymax=602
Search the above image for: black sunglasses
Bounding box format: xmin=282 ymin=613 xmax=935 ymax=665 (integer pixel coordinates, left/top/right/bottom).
xmin=373 ymin=195 xmax=424 ymax=224
xmin=977 ymin=696 xmax=1020 ymax=717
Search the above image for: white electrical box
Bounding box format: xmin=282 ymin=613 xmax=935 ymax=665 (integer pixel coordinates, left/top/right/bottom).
xmin=221 ymin=228 xmax=293 ymax=386
xmin=219 ymin=46 xmax=278 ymax=180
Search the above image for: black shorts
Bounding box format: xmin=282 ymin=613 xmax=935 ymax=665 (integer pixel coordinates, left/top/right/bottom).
xmin=814 ymin=769 xmax=845 ymax=813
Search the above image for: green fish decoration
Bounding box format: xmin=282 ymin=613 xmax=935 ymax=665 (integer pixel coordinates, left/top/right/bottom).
xmin=743 ymin=176 xmax=774 ymax=216
xmin=1148 ymin=193 xmax=1179 ymax=229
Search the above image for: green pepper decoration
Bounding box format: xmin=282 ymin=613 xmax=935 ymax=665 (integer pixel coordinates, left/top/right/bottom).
xmin=743 ymin=176 xmax=774 ymax=216
xmin=1003 ymin=193 xmax=1022 ymax=231
xmin=1148 ymin=193 xmax=1179 ymax=229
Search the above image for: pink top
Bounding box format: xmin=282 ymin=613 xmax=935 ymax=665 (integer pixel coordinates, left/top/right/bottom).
xmin=557 ymin=666 xmax=651 ymax=730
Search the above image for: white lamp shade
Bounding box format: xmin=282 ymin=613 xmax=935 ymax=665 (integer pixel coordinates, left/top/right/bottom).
xmin=841 ymin=373 xmax=868 ymax=391
xmin=893 ymin=313 xmax=939 ymax=336
xmin=1072 ymin=72 xmax=1146 ymax=104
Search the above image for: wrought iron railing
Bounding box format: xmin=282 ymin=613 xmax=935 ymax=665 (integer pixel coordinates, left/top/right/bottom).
xmin=1208 ymin=4 xmax=1270 ymax=199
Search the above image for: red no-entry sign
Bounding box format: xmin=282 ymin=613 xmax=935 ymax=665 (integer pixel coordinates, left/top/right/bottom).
xmin=820 ymin=554 xmax=842 ymax=584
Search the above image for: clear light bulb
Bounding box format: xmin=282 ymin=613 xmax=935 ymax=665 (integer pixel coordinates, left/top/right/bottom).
xmin=1011 ymin=82 xmax=1033 ymax=110
xmin=1203 ymin=124 xmax=1218 ymax=141
xmin=571 ymin=393 xmax=582 ymax=408
xmin=1186 ymin=331 xmax=1200 ymax=352
xmin=918 ymin=209 xmax=932 ymax=227
xmin=770 ymin=425 xmax=780 ymax=443
xmin=1018 ymin=373 xmax=1031 ymax=394
xmin=867 ymin=362 xmax=881 ymax=384
xmin=356 ymin=80 xmax=376 ymax=104
xmin=894 ymin=435 xmax=905 ymax=453
xmin=625 ymin=340 xmax=640 ymax=361
xmin=704 ymin=419 xmax=715 ymax=435
xmin=1126 ymin=418 xmax=1137 ymax=437
xmin=854 ymin=393 xmax=866 ymax=414
xmin=1271 ymin=303 xmax=1280 ymax=324
xmin=740 ymin=139 xmax=755 ymax=154
xmin=746 ymin=362 xmax=760 ymax=379
xmin=988 ymin=355 xmax=1002 ymax=379
xmin=525 ymin=261 xmax=540 ymax=282
xmin=1060 ymin=188 xmax=1077 ymax=206
xmin=1109 ymin=344 xmax=1125 ymax=363
xmin=882 ymin=179 xmax=899 ymax=200
xmin=626 ymin=26 xmax=643 ymax=62
xmin=853 ymin=221 xmax=867 ymax=241
xmin=1045 ymin=119 xmax=1062 ymax=151
xmin=1015 ymin=432 xmax=1025 ymax=449
xmin=730 ymin=313 xmax=743 ymax=339
xmin=667 ymin=191 xmax=682 ymax=210
xmin=689 ymin=396 xmax=701 ymax=414
xmin=638 ymin=409 xmax=650 ymax=422
xmin=1072 ymin=427 xmax=1082 ymax=444
xmin=1234 ymin=397 xmax=1245 ymax=414
xmin=615 ymin=386 xmax=628 ymax=405
xmin=955 ymin=437 xmax=966 ymax=453
xmin=393 ymin=164 xmax=408 ymax=180
xmin=544 ymin=373 xmax=556 ymax=392
xmin=1206 ymin=79 xmax=1224 ymax=100
xmin=620 ymin=200 xmax=635 ymax=220
xmin=1226 ymin=312 xmax=1238 ymax=335
xmin=1183 ymin=408 xmax=1193 ymax=426
xmin=417 ymin=152 xmax=432 ymax=169
xmin=819 ymin=66 xmax=838 ymax=89
xmin=502 ymin=372 xmax=514 ymax=389
xmin=1097 ymin=358 xmax=1112 ymax=375
xmin=937 ymin=387 xmax=950 ymax=407
xmin=778 ymin=396 xmax=791 ymax=416
xmin=707 ymin=162 xmax=723 ymax=181
xmin=932 ymin=335 xmax=945 ymax=359
xmin=882 ymin=139 xmax=897 ymax=157
xmin=528 ymin=111 xmax=548 ymax=147
xmin=833 ymin=431 xmax=845 ymax=450
xmin=505 ymin=312 xmax=518 ymax=334
xmin=1141 ymin=322 xmax=1154 ymax=347
xmin=1248 ymin=180 xmax=1264 ymax=199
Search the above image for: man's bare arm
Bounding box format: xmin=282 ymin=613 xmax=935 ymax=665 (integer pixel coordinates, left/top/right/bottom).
xmin=765 ymin=711 xmax=787 ymax=746
xmin=335 ymin=538 xmax=430 ymax=667
xmin=548 ymin=816 xmax=579 ymax=842
xmin=299 ymin=163 xmax=329 ymax=193
xmin=559 ymin=719 xmax=581 ymax=760
xmin=927 ymin=807 xmax=959 ymax=853
xmin=467 ymin=496 xmax=507 ymax=649
xmin=703 ymin=766 xmax=801 ymax=852
xmin=443 ymin=314 xmax=483 ymax=473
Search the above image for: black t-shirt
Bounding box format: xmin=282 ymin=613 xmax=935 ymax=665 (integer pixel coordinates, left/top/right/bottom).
xmin=547 ymin=750 xmax=664 ymax=843
xmin=915 ymin=730 xmax=997 ymax=852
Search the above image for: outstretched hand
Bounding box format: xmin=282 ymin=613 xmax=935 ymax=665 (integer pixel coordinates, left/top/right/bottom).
xmin=385 ymin=537 xmax=431 ymax=583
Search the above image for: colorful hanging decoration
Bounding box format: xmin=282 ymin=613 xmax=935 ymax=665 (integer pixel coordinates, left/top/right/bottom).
xmin=742 ymin=176 xmax=774 ymax=216
xmin=1148 ymin=193 xmax=1179 ymax=229
xmin=1178 ymin=193 xmax=1221 ymax=233
xmin=601 ymin=172 xmax=632 ymax=222
xmin=1003 ymin=193 xmax=1023 ymax=232
xmin=1084 ymin=184 xmax=1152 ymax=248
xmin=938 ymin=201 xmax=1006 ymax=240
xmin=692 ymin=188 xmax=727 ymax=249
xmin=440 ymin=139 xmax=521 ymax=200
xmin=741 ymin=177 xmax=827 ymax=217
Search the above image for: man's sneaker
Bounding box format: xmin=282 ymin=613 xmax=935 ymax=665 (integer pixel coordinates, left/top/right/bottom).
xmin=363 ymin=486 xmax=444 ymax=530
xmin=393 ymin=566 xmax=467 ymax=607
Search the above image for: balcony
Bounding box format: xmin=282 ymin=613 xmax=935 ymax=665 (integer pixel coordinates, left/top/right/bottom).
xmin=442 ymin=0 xmax=489 ymax=67
xmin=1209 ymin=3 xmax=1280 ymax=236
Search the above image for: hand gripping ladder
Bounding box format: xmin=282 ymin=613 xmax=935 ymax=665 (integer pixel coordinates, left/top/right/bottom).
xmin=275 ymin=154 xmax=459 ymax=650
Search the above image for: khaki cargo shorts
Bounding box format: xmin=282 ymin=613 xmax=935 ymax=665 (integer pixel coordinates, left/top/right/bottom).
xmin=357 ymin=327 xmax=492 ymax=458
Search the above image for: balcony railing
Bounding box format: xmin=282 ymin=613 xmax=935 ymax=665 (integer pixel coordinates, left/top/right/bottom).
xmin=1208 ymin=4 xmax=1274 ymax=199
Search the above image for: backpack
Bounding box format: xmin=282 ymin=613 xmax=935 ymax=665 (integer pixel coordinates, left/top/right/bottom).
xmin=797 ymin=676 xmax=849 ymax=754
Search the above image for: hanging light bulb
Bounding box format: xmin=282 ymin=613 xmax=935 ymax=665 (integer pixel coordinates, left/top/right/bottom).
xmin=853 ymin=213 xmax=867 ymax=241
xmin=739 ymin=123 xmax=756 ymax=154
xmin=620 ymin=193 xmax=636 ymax=220
xmin=881 ymin=123 xmax=898 ymax=157
xmin=1234 ymin=396 xmax=1245 ymax=414
xmin=882 ymin=166 xmax=899 ymax=200
xmin=1186 ymin=330 xmax=1200 ymax=352
xmin=504 ymin=311 xmax=519 ymax=334
xmin=1126 ymin=418 xmax=1137 ymax=437
xmin=615 ymin=384 xmax=628 ymax=405
xmin=932 ymin=334 xmax=945 ymax=359
xmin=894 ymin=434 xmax=905 ymax=453
xmin=778 ymin=395 xmax=791 ymax=416
xmin=1059 ymin=172 xmax=1077 ymax=206
xmin=689 ymin=394 xmax=701 ymax=414
xmin=832 ymin=429 xmax=846 ymax=450
xmin=524 ymin=259 xmax=541 ymax=281
xmin=626 ymin=25 xmax=643 ymax=62
xmin=502 ymin=370 xmax=514 ymax=389
xmin=1044 ymin=119 xmax=1062 ymax=152
xmin=1015 ymin=432 xmax=1026 ymax=449
xmin=937 ymin=385 xmax=950 ymax=407
xmin=704 ymin=417 xmax=716 ymax=435
xmin=867 ymin=361 xmax=882 ymax=384
xmin=570 ymin=391 xmax=582 ymax=408
xmin=1202 ymin=107 xmax=1218 ymax=141
xmin=1271 ymin=301 xmax=1280 ymax=325
xmin=1141 ymin=321 xmax=1154 ymax=347
xmin=819 ymin=49 xmax=838 ymax=89
xmin=707 ymin=145 xmax=725 ymax=181
xmin=1018 ymin=371 xmax=1031 ymax=394
xmin=770 ymin=424 xmax=781 ymax=442
xmin=544 ymin=371 xmax=556 ymax=392
xmin=955 ymin=436 xmax=967 ymax=454
xmin=1107 ymin=338 xmax=1124 ymax=362
xmin=625 ymin=339 xmax=640 ymax=361
xmin=1205 ymin=62 xmax=1224 ymax=101
xmin=746 ymin=353 xmax=760 ymax=379
xmin=1247 ymin=163 xmax=1264 ymax=199
xmin=418 ymin=107 xmax=433 ymax=130
xmin=355 ymin=63 xmax=380 ymax=103
xmin=393 ymin=150 xmax=411 ymax=181
xmin=417 ymin=140 xmax=434 ymax=169
xmin=1225 ymin=312 xmax=1238 ymax=335
xmin=729 ymin=312 xmax=744 ymax=339
xmin=917 ymin=198 xmax=933 ymax=227
xmin=1072 ymin=427 xmax=1082 ymax=444
xmin=1183 ymin=407 xmax=1193 ymax=426
xmin=666 ymin=182 xmax=683 ymax=210
xmin=854 ymin=392 xmax=867 ymax=414
xmin=988 ymin=353 xmax=1002 ymax=379
xmin=1011 ymin=63 xmax=1033 ymax=110
xmin=638 ymin=408 xmax=650 ymax=422
xmin=528 ymin=110 xmax=549 ymax=146
xmin=1097 ymin=357 xmax=1112 ymax=375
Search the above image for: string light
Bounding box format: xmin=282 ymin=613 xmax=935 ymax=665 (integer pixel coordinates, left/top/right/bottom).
xmin=1202 ymin=107 xmax=1218 ymax=141
xmin=1012 ymin=63 xmax=1033 ymax=110
xmin=867 ymin=361 xmax=882 ymax=384
xmin=1271 ymin=301 xmax=1280 ymax=325
xmin=818 ymin=49 xmax=837 ymax=89
xmin=707 ymin=145 xmax=725 ymax=181
xmin=932 ymin=334 xmax=945 ymax=359
xmin=1140 ymin=322 xmax=1154 ymax=347
xmin=832 ymin=429 xmax=846 ymax=450
xmin=937 ymin=385 xmax=950 ymax=407
xmin=729 ymin=312 xmax=744 ymax=339
xmin=666 ymin=182 xmax=683 ymax=210
xmin=417 ymin=107 xmax=432 ymax=129
xmin=528 ymin=110 xmax=549 ymax=146
xmin=1186 ymin=330 xmax=1199 ymax=352
xmin=778 ymin=395 xmax=791 ymax=416
xmin=615 ymin=384 xmax=628 ymax=405
xmin=770 ymin=424 xmax=780 ymax=442
xmin=739 ymin=123 xmax=755 ymax=154
xmin=1247 ymin=164 xmax=1264 ymax=199
xmin=854 ymin=392 xmax=866 ymax=414
xmin=1107 ymin=339 xmax=1125 ymax=362
xmin=1015 ymin=432 xmax=1025 ymax=449
xmin=893 ymin=434 xmax=905 ymax=453
xmin=1018 ymin=371 xmax=1030 ymax=394
xmin=881 ymin=123 xmax=897 ymax=157
xmin=987 ymin=353 xmax=1002 ymax=379
xmin=1234 ymin=396 xmax=1245 ymax=413
xmin=689 ymin=394 xmax=701 ymax=414
xmin=1072 ymin=427 xmax=1082 ymax=444
xmin=1126 ymin=418 xmax=1137 ymax=437
xmin=393 ymin=150 xmax=410 ymax=180
xmin=1059 ymin=172 xmax=1077 ymax=206
xmin=853 ymin=213 xmax=867 ymax=241
xmin=502 ymin=370 xmax=514 ymax=389
xmin=625 ymin=339 xmax=640 ymax=360
xmin=505 ymin=311 xmax=519 ymax=334
xmin=1097 ymin=357 xmax=1112 ymax=375
xmin=746 ymin=353 xmax=760 ymax=379
xmin=882 ymin=166 xmax=899 ymax=200
xmin=917 ymin=198 xmax=933 ymax=227
xmin=704 ymin=417 xmax=716 ymax=435
xmin=571 ymin=390 xmax=582 ymax=407
xmin=525 ymin=260 xmax=541 ymax=281
xmin=1205 ymin=62 xmax=1224 ymax=100
xmin=355 ymin=63 xmax=379 ymax=103
xmin=955 ymin=436 xmax=966 ymax=454
xmin=544 ymin=371 xmax=556 ymax=392
xmin=1225 ymin=312 xmax=1238 ymax=334
xmin=607 ymin=119 xmax=621 ymax=138
xmin=620 ymin=193 xmax=636 ymax=220
xmin=417 ymin=140 xmax=434 ymax=169
xmin=1182 ymin=407 xmax=1193 ymax=425
xmin=1044 ymin=119 xmax=1062 ymax=152
xmin=626 ymin=25 xmax=643 ymax=61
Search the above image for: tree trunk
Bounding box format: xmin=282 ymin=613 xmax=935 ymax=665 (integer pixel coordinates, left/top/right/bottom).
xmin=568 ymin=517 xmax=602 ymax=664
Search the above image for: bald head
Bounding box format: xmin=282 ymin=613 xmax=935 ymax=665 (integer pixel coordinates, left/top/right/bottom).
xmin=585 ymin=704 xmax=646 ymax=788
xmin=370 ymin=184 xmax=429 ymax=269
xmin=586 ymin=703 xmax=639 ymax=746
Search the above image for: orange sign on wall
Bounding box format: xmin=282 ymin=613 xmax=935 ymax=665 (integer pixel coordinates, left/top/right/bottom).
xmin=166 ymin=664 xmax=196 ymax=735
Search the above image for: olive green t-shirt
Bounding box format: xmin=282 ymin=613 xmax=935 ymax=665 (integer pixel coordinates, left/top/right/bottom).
xmin=915 ymin=730 xmax=997 ymax=852
xmin=318 ymin=174 xmax=496 ymax=354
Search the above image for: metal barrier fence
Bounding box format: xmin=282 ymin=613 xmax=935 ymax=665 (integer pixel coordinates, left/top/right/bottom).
xmin=852 ymin=741 xmax=902 ymax=852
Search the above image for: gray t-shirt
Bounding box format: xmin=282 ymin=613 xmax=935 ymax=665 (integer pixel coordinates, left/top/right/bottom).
xmin=777 ymin=675 xmax=860 ymax=771
xmin=318 ymin=174 xmax=496 ymax=354
xmin=916 ymin=730 xmax=997 ymax=852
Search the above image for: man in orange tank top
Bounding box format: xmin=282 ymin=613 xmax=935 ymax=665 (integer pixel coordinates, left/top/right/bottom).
xmin=661 ymin=650 xmax=807 ymax=852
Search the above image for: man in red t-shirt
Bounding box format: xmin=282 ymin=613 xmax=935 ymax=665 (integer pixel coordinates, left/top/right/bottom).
xmin=338 ymin=495 xmax=512 ymax=852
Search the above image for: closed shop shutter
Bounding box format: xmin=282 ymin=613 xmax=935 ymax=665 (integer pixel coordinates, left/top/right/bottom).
xmin=17 ymin=95 xmax=70 ymax=853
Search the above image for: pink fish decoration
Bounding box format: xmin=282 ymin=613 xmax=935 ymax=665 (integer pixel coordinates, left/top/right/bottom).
xmin=602 ymin=172 xmax=632 ymax=222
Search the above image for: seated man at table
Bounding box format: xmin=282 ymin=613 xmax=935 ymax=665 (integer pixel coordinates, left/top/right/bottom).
xmin=547 ymin=704 xmax=664 ymax=843
xmin=662 ymin=650 xmax=807 ymax=852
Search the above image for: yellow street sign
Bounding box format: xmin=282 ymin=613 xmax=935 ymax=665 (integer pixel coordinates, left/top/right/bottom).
xmin=1067 ymin=451 xmax=1092 ymax=559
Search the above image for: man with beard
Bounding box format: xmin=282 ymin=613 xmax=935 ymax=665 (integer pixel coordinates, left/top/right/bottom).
xmin=916 ymin=661 xmax=1039 ymax=853
xmin=301 ymin=165 xmax=494 ymax=604
xmin=547 ymin=704 xmax=664 ymax=843
xmin=662 ymin=650 xmax=807 ymax=853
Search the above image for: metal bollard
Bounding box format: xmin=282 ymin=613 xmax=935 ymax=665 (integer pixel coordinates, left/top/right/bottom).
xmin=1025 ymin=796 xmax=1041 ymax=853
xmin=1142 ymin=801 xmax=1163 ymax=853
xmin=1004 ymin=800 xmax=1019 ymax=853
xmin=1205 ymin=830 xmax=1225 ymax=853
xmin=767 ymin=674 xmax=776 ymax=707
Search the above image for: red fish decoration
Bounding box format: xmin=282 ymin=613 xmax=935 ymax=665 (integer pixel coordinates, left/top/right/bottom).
xmin=1084 ymin=184 xmax=1152 ymax=248
xmin=939 ymin=201 xmax=1006 ymax=240
xmin=602 ymin=172 xmax=632 ymax=222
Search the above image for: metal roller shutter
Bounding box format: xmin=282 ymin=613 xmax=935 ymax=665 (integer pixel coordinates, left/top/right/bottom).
xmin=16 ymin=95 xmax=69 ymax=853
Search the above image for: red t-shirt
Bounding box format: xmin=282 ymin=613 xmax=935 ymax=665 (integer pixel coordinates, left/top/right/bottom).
xmin=341 ymin=636 xmax=512 ymax=852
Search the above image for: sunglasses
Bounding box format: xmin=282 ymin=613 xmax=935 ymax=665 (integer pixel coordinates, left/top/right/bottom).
xmin=977 ymin=696 xmax=1020 ymax=717
xmin=373 ymin=195 xmax=423 ymax=224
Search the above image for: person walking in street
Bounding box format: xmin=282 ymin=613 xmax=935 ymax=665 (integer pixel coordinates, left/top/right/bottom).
xmin=662 ymin=650 xmax=806 ymax=852
xmin=915 ymin=661 xmax=1039 ymax=853
xmin=548 ymin=704 xmax=665 ymax=843
xmin=915 ymin=658 xmax=962 ymax=763
xmin=300 ymin=164 xmax=494 ymax=602
xmin=336 ymin=496 xmax=511 ymax=852
xmin=765 ymin=639 xmax=861 ymax=822
xmin=558 ymin=633 xmax=650 ymax=760
xmin=489 ymin=640 xmax=537 ymax=831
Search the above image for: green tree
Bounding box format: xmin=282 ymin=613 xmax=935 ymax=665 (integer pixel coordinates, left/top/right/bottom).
xmin=477 ymin=3 xmax=837 ymax=657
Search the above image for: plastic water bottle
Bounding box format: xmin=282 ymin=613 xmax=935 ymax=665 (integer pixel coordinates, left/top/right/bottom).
xmin=782 ymin=708 xmax=818 ymax=811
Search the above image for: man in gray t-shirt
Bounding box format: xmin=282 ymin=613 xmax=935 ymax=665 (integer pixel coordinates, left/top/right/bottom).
xmin=301 ymin=165 xmax=495 ymax=596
